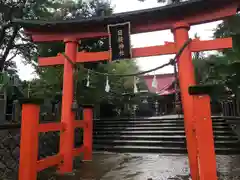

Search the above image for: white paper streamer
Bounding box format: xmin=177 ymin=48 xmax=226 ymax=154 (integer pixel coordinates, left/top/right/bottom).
xmin=134 ymin=76 xmax=138 ymax=93
xmin=105 ymin=76 xmax=110 ymax=92
xmin=86 ymin=70 xmax=90 ymax=87
xmin=152 ymin=74 xmax=158 ymax=89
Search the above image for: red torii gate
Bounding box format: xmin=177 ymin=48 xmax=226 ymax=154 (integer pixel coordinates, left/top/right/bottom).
xmin=14 ymin=0 xmax=239 ymax=180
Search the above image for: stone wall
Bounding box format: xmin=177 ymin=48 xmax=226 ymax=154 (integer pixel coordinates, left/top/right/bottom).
xmin=0 ymin=127 xmax=62 ymax=180
xmin=0 ymin=129 xmax=20 ymax=180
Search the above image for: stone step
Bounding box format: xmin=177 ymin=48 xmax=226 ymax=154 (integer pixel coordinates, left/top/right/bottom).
xmin=94 ymin=130 xmax=235 ymax=136
xmin=95 ymin=116 xmax=224 ymax=122
xmin=93 ymin=117 xmax=239 ymax=154
xmin=94 ymin=144 xmax=187 ymax=154
xmin=94 ymin=126 xmax=231 ymax=131
xmin=94 ymin=122 xmax=229 ymax=127
xmin=93 ymin=139 xmax=240 ymax=148
xmin=94 ymin=120 xmax=227 ymax=125
xmin=93 ymin=145 xmax=240 ymax=155
xmin=93 ymin=135 xmax=239 ymax=141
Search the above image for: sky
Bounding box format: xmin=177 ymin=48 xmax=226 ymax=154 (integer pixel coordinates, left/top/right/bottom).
xmin=14 ymin=0 xmax=221 ymax=80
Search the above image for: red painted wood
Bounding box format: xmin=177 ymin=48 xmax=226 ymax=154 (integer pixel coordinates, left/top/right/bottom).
xmin=172 ymin=22 xmax=199 ymax=180
xmin=38 ymin=43 xmax=177 ymax=66
xmin=19 ymin=104 xmax=40 ymax=180
xmin=83 ymin=108 xmax=93 ymax=161
xmin=76 ymin=51 xmax=110 ymax=63
xmin=27 ymin=31 xmax=108 ymax=42
xmin=74 ymin=120 xmax=87 ymax=128
xmin=38 ymin=37 xmax=233 ymax=67
xmin=59 ymin=39 xmax=77 ymax=173
xmin=185 ymin=3 xmax=237 ymax=26
xmin=193 ymin=95 xmax=217 ymax=180
xmin=38 ymin=55 xmax=64 ymax=66
xmin=132 ymin=43 xmax=176 ymax=57
xmin=132 ymin=4 xmax=237 ymax=34
xmin=191 ymin=38 xmax=232 ymax=52
xmin=36 ymin=154 xmax=63 ymax=172
xmin=38 ymin=123 xmax=64 ymax=133
xmin=27 ymin=4 xmax=237 ymax=42
xmin=72 ymin=146 xmax=85 ymax=157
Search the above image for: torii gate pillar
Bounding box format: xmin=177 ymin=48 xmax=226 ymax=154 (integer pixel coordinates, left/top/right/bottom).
xmin=172 ymin=22 xmax=198 ymax=180
xmin=59 ymin=38 xmax=78 ymax=173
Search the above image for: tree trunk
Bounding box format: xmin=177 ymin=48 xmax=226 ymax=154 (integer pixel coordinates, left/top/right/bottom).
xmin=0 ymin=25 xmax=19 ymax=71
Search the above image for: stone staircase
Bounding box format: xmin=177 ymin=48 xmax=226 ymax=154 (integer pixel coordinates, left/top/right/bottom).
xmin=93 ymin=117 xmax=240 ymax=154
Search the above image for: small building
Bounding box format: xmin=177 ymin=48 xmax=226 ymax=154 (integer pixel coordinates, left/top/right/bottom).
xmin=142 ymin=73 xmax=181 ymax=116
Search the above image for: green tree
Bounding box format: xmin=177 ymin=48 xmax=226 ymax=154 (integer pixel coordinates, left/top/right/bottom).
xmin=0 ymin=0 xmax=113 ymax=71
xmin=214 ymin=14 xmax=240 ymax=62
xmin=0 ymin=0 xmax=49 ymax=71
xmin=212 ymin=14 xmax=240 ymax=99
xmin=191 ymin=14 xmax=240 ymax=99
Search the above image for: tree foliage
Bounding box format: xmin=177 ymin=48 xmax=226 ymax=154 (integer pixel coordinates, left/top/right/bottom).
xmin=210 ymin=14 xmax=240 ymax=98
xmin=0 ymin=0 xmax=113 ymax=71
xmin=191 ymin=14 xmax=240 ymax=100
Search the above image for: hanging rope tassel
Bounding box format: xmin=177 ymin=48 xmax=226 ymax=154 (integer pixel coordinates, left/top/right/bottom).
xmin=134 ymin=76 xmax=138 ymax=93
xmin=86 ymin=70 xmax=90 ymax=87
xmin=105 ymin=76 xmax=110 ymax=92
xmin=152 ymin=74 xmax=158 ymax=90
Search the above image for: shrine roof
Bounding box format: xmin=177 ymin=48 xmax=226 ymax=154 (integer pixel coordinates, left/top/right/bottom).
xmin=12 ymin=0 xmax=237 ymax=35
xmin=143 ymin=74 xmax=175 ymax=95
